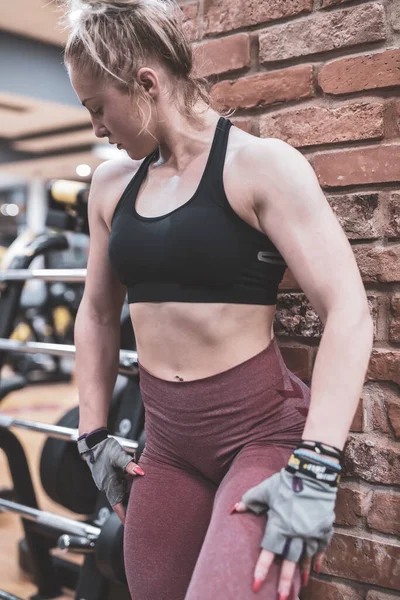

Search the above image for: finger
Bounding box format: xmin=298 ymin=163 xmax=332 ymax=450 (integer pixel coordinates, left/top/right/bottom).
xmin=300 ymin=555 xmax=312 ymax=588
xmin=313 ymin=551 xmax=326 ymax=574
xmin=277 ymin=559 xmax=297 ymax=600
xmin=252 ymin=549 xmax=274 ymax=593
xmin=112 ymin=501 xmax=126 ymax=525
xmin=124 ymin=461 xmax=145 ymax=476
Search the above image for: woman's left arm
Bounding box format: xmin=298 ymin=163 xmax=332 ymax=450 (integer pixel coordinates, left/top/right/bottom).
xmin=246 ymin=137 xmax=374 ymax=452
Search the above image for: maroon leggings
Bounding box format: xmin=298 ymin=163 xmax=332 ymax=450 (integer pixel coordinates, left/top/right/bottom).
xmin=124 ymin=337 xmax=310 ymax=599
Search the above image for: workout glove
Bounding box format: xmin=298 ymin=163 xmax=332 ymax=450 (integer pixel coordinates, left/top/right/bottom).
xmin=78 ymin=435 xmax=134 ymax=507
xmin=241 ymin=467 xmax=337 ymax=563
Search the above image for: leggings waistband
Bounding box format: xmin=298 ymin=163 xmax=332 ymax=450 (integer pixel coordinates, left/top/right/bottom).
xmin=137 ymin=336 xmax=282 ymax=388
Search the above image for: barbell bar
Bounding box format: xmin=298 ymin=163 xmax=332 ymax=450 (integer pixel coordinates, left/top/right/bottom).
xmin=0 ymin=269 xmax=86 ymax=282
xmin=0 ymin=414 xmax=138 ymax=451
xmin=0 ymin=498 xmax=101 ymax=538
xmin=0 ymin=338 xmax=138 ymax=374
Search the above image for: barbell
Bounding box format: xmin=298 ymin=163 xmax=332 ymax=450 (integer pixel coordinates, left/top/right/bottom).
xmin=0 ymin=338 xmax=138 ymax=376
xmin=0 ymin=413 xmax=138 ymax=450
xmin=0 ymin=498 xmax=126 ymax=583
xmin=0 ymin=269 xmax=86 ymax=283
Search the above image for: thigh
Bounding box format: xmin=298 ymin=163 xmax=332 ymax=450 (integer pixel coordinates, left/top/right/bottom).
xmin=185 ymin=444 xmax=301 ymax=600
xmin=124 ymin=450 xmax=217 ymax=600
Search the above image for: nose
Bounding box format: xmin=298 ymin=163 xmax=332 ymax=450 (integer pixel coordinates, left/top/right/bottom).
xmin=92 ymin=121 xmax=108 ymax=140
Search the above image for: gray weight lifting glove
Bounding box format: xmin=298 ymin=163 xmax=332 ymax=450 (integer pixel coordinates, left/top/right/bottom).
xmin=78 ymin=428 xmax=134 ymax=507
xmin=240 ymin=453 xmax=340 ymax=562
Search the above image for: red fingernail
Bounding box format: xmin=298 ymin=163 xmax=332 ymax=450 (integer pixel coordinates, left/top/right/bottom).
xmin=252 ymin=578 xmax=263 ymax=593
xmin=134 ymin=466 xmax=145 ymax=476
xmin=315 ymin=562 xmax=322 ymax=574
xmin=278 ymin=593 xmax=288 ymax=600
xmin=302 ymin=571 xmax=309 ymax=587
xmin=229 ymin=503 xmax=239 ymax=514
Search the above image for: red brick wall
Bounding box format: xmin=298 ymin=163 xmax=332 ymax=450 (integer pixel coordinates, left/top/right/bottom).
xmin=181 ymin=0 xmax=400 ymax=597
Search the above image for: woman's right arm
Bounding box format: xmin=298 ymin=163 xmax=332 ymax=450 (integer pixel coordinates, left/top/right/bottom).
xmin=74 ymin=161 xmax=128 ymax=435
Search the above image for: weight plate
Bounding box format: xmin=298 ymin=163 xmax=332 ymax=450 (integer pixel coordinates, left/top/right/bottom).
xmin=39 ymin=406 xmax=97 ymax=514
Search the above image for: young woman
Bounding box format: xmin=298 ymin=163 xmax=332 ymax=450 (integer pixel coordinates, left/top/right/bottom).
xmin=65 ymin=1 xmax=374 ymax=598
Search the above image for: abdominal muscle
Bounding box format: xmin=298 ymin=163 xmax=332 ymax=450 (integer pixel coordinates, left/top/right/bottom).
xmin=129 ymin=301 xmax=276 ymax=382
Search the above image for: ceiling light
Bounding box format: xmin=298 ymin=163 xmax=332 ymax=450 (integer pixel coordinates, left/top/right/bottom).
xmin=76 ymin=164 xmax=92 ymax=177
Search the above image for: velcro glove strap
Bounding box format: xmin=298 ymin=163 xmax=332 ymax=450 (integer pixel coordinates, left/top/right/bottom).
xmin=78 ymin=437 xmax=134 ymax=507
xmin=241 ymin=468 xmax=337 ymax=563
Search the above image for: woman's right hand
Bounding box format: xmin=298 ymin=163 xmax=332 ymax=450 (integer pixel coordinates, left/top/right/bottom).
xmin=78 ymin=436 xmax=145 ymax=524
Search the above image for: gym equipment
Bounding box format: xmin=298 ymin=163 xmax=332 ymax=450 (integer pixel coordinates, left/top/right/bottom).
xmin=0 ymin=338 xmax=138 ymax=377
xmin=0 ymin=232 xmax=70 ymax=383
xmin=0 ymin=413 xmax=136 ymax=599
xmin=46 ymin=179 xmax=89 ymax=234
xmin=0 ymin=499 xmax=127 ymax=584
xmin=0 ymin=413 xmax=138 ymax=449
xmin=0 ymin=269 xmax=87 ymax=283
xmin=0 ymin=592 xmax=24 ymax=600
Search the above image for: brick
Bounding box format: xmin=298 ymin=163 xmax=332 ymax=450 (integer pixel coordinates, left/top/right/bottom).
xmin=323 ymin=532 xmax=400 ymax=589
xmin=275 ymin=293 xmax=323 ymax=338
xmin=390 ymin=0 xmax=400 ymax=32
xmin=299 ymin=578 xmax=363 ymax=600
xmin=320 ymin=0 xmax=370 ymax=7
xmin=312 ymin=145 xmax=400 ymax=188
xmin=279 ymin=345 xmax=310 ymax=381
xmin=390 ymin=293 xmax=400 ymax=342
xmin=367 ymin=492 xmax=400 ymax=535
xmin=180 ymin=1 xmax=199 ymax=42
xmin=353 ymin=245 xmax=400 ymax=284
xmin=362 ymin=382 xmax=390 ymax=434
xmin=203 ymin=0 xmax=313 ymax=36
xmin=211 ymin=65 xmax=314 ymax=111
xmin=390 ymin=290 xmax=400 ymax=339
xmin=319 ymin=49 xmax=400 ymax=94
xmin=260 ymin=102 xmax=384 ymax=148
xmin=259 ymin=3 xmax=386 ymax=63
xmin=368 ymin=590 xmax=400 ymax=600
xmin=230 ymin=118 xmax=256 ymax=135
xmin=386 ymin=393 xmax=400 ymax=438
xmin=391 ymin=296 xmax=400 ymax=318
xmin=384 ymin=100 xmax=400 ymax=140
xmin=389 ymin=322 xmax=400 ymax=343
xmin=344 ymin=434 xmax=400 ymax=484
xmin=371 ymin=395 xmax=391 ymax=435
xmin=193 ymin=34 xmax=250 ymax=78
xmin=384 ymin=193 xmax=400 ymax=238
xmin=368 ymin=348 xmax=400 ymax=385
xmin=279 ymin=269 xmax=300 ymax=291
xmin=350 ymin=398 xmax=364 ymax=433
xmin=335 ymin=484 xmax=369 ymax=526
xmin=327 ymin=193 xmax=380 ymax=240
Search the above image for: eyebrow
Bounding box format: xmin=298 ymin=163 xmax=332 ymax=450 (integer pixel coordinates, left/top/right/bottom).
xmin=81 ymin=96 xmax=97 ymax=107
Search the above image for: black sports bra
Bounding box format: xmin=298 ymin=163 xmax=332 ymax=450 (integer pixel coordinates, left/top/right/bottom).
xmin=108 ymin=116 xmax=287 ymax=304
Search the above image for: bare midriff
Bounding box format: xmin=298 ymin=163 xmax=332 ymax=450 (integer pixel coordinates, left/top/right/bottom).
xmin=129 ymin=302 xmax=276 ymax=382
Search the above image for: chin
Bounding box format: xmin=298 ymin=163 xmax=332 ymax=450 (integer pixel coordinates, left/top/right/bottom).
xmin=126 ymin=148 xmax=150 ymax=161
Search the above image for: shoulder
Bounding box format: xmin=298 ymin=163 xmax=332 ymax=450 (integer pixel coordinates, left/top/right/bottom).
xmin=92 ymin=155 xmax=144 ymax=187
xmin=90 ymin=156 xmax=145 ymax=230
xmin=234 ymin=134 xmax=309 ymax=182
xmin=233 ymin=134 xmax=318 ymax=211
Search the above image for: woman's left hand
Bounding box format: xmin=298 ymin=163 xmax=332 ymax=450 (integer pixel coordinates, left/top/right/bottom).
xmin=230 ymin=467 xmax=338 ymax=599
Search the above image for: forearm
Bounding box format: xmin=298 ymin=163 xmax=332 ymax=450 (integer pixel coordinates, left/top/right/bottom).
xmin=302 ymin=310 xmax=374 ymax=452
xmin=74 ymin=301 xmax=121 ymax=435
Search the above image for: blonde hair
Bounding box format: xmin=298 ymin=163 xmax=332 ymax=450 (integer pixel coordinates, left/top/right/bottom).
xmin=59 ymin=0 xmax=233 ymax=135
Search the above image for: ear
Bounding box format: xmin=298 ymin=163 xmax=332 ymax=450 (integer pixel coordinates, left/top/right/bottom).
xmin=136 ymin=67 xmax=159 ymax=97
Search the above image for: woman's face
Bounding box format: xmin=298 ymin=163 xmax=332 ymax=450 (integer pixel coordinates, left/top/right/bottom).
xmin=69 ymin=67 xmax=159 ymax=160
